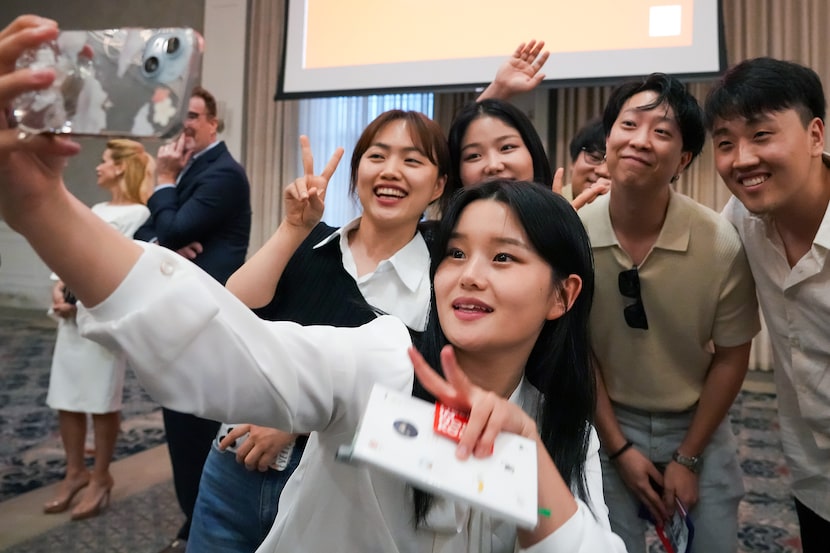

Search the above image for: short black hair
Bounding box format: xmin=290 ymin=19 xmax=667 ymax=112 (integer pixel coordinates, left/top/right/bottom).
xmin=603 ymin=73 xmax=705 ymax=160
xmin=568 ymin=118 xmax=605 ymax=162
xmin=703 ymin=57 xmax=826 ymax=130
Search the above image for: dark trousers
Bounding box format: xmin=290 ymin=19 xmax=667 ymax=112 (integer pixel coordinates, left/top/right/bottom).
xmin=162 ymin=407 xmax=221 ymax=541
xmin=795 ymin=497 xmax=830 ymax=553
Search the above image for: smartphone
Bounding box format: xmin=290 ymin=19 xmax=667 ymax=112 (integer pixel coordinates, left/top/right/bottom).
xmin=12 ymin=28 xmax=203 ymax=138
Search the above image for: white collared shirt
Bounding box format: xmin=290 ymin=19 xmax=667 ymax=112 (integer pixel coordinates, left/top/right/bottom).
xmin=723 ymin=195 xmax=830 ymax=520
xmin=314 ymin=217 xmax=431 ymax=331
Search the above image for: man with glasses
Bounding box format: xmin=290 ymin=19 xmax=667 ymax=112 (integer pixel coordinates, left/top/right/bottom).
xmin=135 ymin=86 xmax=252 ymax=553
xmin=561 ymin=117 xmax=611 ymax=203
xmin=578 ymin=74 xmax=759 ymax=553
xmin=705 ymin=58 xmax=830 ymax=553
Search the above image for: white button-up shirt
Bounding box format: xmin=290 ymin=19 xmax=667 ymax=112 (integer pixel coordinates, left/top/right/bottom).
xmin=723 ymin=195 xmax=830 ymax=520
xmin=314 ymin=216 xmax=431 ymax=331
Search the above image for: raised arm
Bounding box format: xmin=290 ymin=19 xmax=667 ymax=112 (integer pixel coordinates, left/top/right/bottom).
xmin=225 ymin=135 xmax=343 ymax=308
xmin=477 ymin=40 xmax=549 ymax=102
xmin=0 ymin=16 xmax=142 ymax=307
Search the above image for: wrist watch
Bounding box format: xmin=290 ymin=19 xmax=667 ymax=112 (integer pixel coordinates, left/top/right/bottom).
xmin=672 ymin=450 xmax=702 ymax=473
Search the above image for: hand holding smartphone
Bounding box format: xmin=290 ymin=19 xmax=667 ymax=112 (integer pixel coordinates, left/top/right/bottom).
xmin=12 ymin=27 xmax=202 ymax=138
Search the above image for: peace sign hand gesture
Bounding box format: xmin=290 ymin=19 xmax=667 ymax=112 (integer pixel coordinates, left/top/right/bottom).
xmin=409 ymin=346 xmax=538 ymax=460
xmin=284 ymin=135 xmax=343 ymax=231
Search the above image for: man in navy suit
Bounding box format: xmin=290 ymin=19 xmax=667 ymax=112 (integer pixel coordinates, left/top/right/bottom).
xmin=135 ymin=86 xmax=251 ymax=553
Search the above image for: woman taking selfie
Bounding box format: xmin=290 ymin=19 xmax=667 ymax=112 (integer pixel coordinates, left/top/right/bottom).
xmin=0 ymin=16 xmax=624 ymax=552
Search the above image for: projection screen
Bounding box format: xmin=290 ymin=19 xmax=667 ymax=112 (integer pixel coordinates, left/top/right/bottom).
xmin=277 ymin=0 xmax=725 ymax=99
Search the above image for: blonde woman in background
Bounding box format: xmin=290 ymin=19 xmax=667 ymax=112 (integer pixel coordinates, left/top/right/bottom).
xmin=43 ymin=139 xmax=153 ymax=520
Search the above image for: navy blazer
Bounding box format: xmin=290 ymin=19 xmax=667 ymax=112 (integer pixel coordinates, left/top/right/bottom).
xmin=135 ymin=141 xmax=251 ymax=284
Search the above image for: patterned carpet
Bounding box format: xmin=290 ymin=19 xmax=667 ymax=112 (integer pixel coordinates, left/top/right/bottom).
xmin=0 ymin=307 xmax=803 ymax=552
xmin=0 ymin=307 xmax=166 ymax=503
xmin=731 ymin=389 xmax=802 ymax=553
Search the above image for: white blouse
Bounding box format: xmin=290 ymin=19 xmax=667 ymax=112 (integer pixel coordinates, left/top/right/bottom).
xmin=78 ymin=243 xmax=625 ymax=553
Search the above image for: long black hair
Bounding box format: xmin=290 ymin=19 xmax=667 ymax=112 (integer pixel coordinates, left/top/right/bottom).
xmin=412 ymin=179 xmax=596 ymax=524
xmin=444 ymin=99 xmax=553 ymax=214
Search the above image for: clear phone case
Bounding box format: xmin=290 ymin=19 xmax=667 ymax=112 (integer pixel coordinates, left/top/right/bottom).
xmin=12 ymin=28 xmax=202 ymax=138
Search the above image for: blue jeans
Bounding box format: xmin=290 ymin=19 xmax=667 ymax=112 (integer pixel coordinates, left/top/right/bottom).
xmin=186 ymin=437 xmax=306 ymax=553
xmin=601 ymin=404 xmax=744 ymax=553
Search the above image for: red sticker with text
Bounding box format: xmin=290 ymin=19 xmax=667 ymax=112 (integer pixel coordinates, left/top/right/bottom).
xmin=434 ymin=402 xmax=469 ymax=442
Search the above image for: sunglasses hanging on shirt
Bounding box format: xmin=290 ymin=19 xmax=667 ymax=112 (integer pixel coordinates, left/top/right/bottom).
xmin=618 ymin=266 xmax=648 ymax=330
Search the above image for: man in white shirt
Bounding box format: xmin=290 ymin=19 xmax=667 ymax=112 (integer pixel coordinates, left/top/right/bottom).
xmin=704 ymin=57 xmax=830 ymax=553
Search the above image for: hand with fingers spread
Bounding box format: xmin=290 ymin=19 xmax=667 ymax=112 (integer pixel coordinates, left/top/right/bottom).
xmin=283 ymin=135 xmax=344 ymax=231
xmin=219 ymin=424 xmax=297 ymax=472
xmin=0 ymin=16 xmax=83 ymax=231
xmin=478 ymin=40 xmax=550 ymax=102
xmin=409 ymin=345 xmax=538 ymax=459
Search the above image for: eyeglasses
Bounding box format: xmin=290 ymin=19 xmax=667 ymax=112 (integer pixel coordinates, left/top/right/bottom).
xmin=186 ymin=111 xmax=207 ymax=121
xmin=581 ymin=147 xmax=606 ymax=166
xmin=618 ymin=267 xmax=648 ymax=330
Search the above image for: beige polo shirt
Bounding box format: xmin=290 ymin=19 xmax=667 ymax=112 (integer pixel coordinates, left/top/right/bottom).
xmin=579 ymin=191 xmax=760 ymax=411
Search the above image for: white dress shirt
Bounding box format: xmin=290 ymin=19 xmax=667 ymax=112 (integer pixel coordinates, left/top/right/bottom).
xmin=723 ymin=195 xmax=830 ymax=521
xmin=78 ymin=243 xmax=625 ymax=553
xmin=314 ymin=216 xmax=431 ymax=331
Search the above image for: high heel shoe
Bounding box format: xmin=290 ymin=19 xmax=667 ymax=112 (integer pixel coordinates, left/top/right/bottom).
xmin=43 ymin=477 xmax=90 ymax=514
xmin=70 ymin=478 xmax=113 ymax=521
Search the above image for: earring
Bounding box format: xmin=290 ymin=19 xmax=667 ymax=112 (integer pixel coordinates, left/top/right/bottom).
xmin=670 ymin=174 xmax=680 ymax=183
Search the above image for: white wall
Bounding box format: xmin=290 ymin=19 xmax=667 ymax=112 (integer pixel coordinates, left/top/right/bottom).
xmin=0 ymin=222 xmax=53 ymax=308
xmin=202 ymin=0 xmax=248 ymax=159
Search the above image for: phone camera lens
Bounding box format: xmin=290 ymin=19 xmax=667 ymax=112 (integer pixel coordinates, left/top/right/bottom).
xmin=165 ymin=37 xmax=180 ymax=55
xmin=144 ymin=56 xmax=160 ymax=74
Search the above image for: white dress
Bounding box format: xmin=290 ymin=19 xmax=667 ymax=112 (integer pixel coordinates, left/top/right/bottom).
xmin=46 ymin=202 xmax=150 ymax=414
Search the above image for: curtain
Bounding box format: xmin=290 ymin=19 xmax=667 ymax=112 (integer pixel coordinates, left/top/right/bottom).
xmin=244 ymin=0 xmax=298 ymax=253
xmin=244 ymin=0 xmax=434 ymax=239
xmin=433 ymin=91 xmax=478 ymax=135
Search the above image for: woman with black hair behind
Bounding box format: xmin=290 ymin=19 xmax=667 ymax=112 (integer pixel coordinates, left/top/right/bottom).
xmin=444 ymin=98 xmax=552 ymax=212
xmin=0 ymin=16 xmax=624 ymax=553
xmin=465 ymin=40 xmax=610 ymax=209
xmin=446 ymin=98 xmax=606 ymax=211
